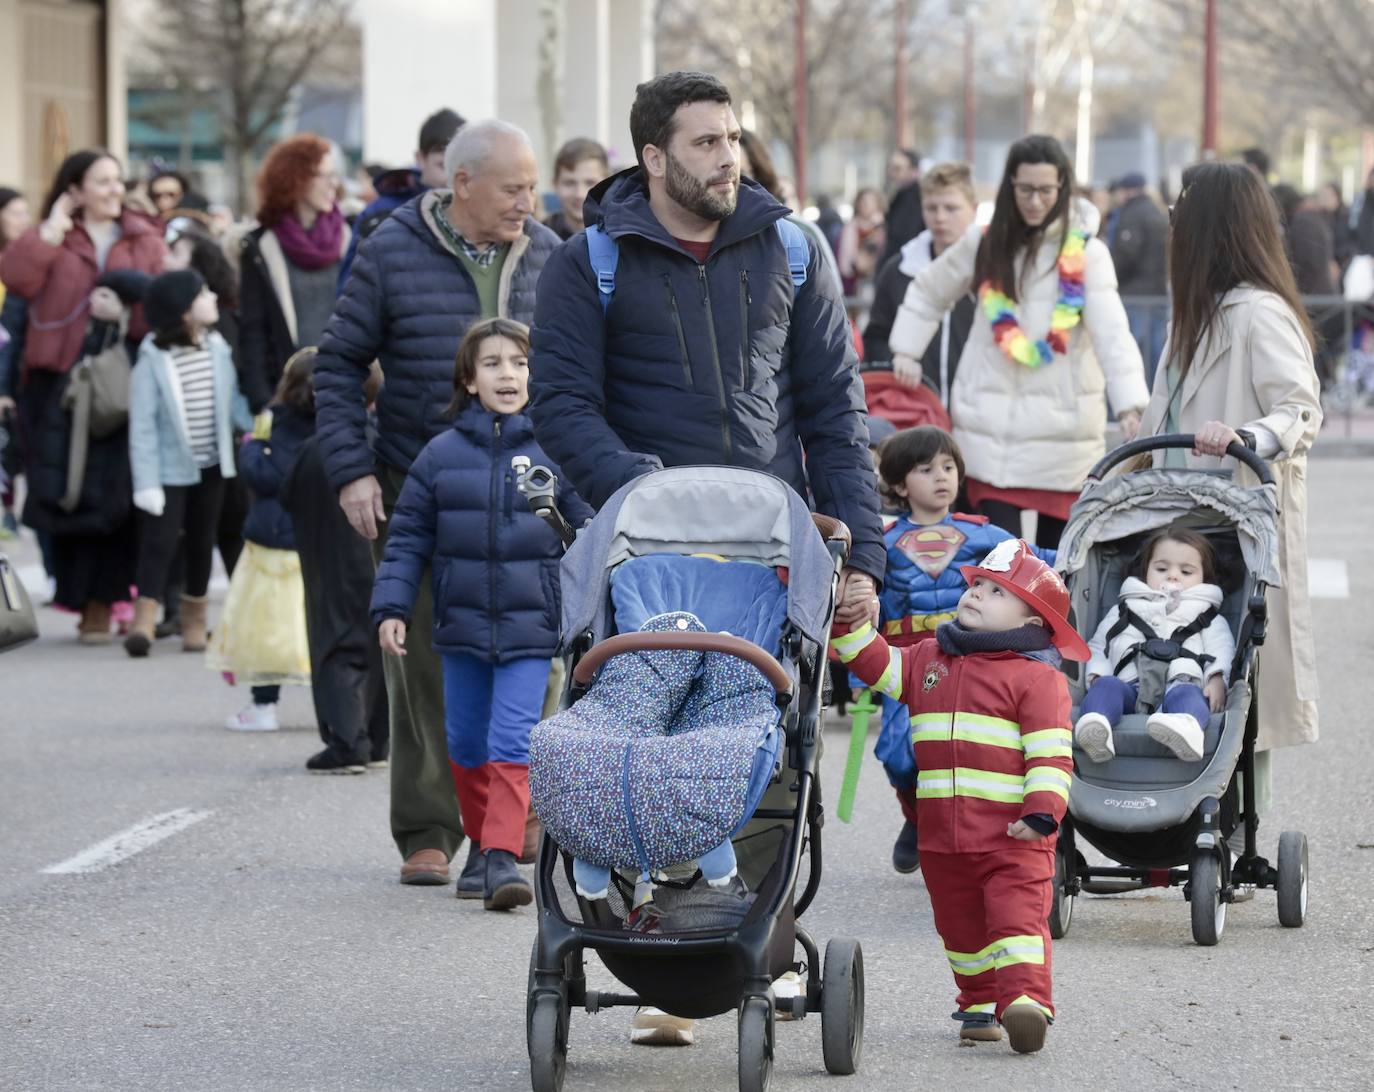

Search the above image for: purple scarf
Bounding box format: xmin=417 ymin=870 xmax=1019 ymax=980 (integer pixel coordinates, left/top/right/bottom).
xmin=272 ymin=206 xmax=344 ymax=271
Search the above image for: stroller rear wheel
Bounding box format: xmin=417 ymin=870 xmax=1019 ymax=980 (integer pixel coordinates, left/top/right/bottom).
xmin=738 ymin=996 xmax=774 ymax=1092
xmin=820 ymin=937 xmax=864 ymax=1075
xmin=1277 ymin=830 xmax=1309 ymax=927
xmin=529 ymin=992 xmax=569 ymax=1092
xmin=1189 ymin=848 xmax=1226 ymax=946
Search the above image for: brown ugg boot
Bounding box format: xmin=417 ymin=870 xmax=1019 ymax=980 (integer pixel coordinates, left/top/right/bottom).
xmin=77 ymin=601 xmax=113 ymax=645
xmin=180 ymin=594 xmax=209 ymax=652
xmin=123 ymin=597 xmax=160 ymax=657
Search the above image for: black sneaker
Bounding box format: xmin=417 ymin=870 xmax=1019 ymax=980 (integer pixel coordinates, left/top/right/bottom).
xmin=892 ymin=820 xmax=920 ymax=874
xmin=482 ymin=849 xmax=532 ymax=911
xmin=305 ymin=749 xmax=366 ymax=775
xmin=454 ymin=841 xmax=484 ymax=900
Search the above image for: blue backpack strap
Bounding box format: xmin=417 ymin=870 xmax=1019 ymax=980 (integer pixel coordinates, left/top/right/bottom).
xmin=585 ymin=223 xmax=619 ymax=314
xmin=774 ymin=218 xmax=809 ymax=293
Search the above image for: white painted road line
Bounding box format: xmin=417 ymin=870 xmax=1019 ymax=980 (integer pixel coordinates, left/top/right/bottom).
xmin=42 ymin=808 xmax=213 ymax=875
xmin=1308 ymin=558 xmax=1350 ymax=600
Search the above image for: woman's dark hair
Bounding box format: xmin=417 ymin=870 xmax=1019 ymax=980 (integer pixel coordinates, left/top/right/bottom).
xmin=1168 ymin=162 xmax=1316 ymax=379
xmin=273 ymin=347 xmax=380 ymax=414
xmin=1270 ymin=182 xmax=1301 ymax=227
xmin=171 ymin=226 xmax=239 ymax=309
xmin=629 ymin=70 xmax=731 ymax=172
xmin=42 ymin=149 xmax=121 ymax=218
xmin=974 ymin=134 xmax=1075 ymax=302
xmin=1137 ymin=527 xmax=1218 ymax=585
xmin=149 ymin=168 xmax=190 ymax=196
xmin=553 ymin=137 xmax=609 ymax=178
xmin=877 ymin=425 xmax=965 ymax=509
xmin=739 ymin=131 xmax=781 ymax=200
xmin=446 ymin=317 xmax=530 ymax=416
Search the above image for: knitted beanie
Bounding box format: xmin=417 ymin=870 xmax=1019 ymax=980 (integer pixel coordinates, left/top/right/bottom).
xmin=143 ymin=269 xmax=205 ymax=333
xmin=94 ymin=269 xmax=152 ymax=306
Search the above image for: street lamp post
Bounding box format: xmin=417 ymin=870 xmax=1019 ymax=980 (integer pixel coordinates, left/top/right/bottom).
xmin=1202 ymin=0 xmax=1218 ymax=157
xmin=793 ymin=0 xmax=808 ymax=204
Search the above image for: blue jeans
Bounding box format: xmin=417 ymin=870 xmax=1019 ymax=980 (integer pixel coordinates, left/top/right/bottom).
xmin=1081 ymin=675 xmax=1210 ymax=725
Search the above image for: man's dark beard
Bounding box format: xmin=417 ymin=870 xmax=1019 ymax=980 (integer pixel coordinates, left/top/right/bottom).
xmin=665 ymin=150 xmax=737 ymax=221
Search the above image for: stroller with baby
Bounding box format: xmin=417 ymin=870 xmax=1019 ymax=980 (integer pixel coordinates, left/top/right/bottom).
xmin=516 ymin=464 xmax=864 ymax=1092
xmin=1050 ymin=434 xmax=1309 ymax=946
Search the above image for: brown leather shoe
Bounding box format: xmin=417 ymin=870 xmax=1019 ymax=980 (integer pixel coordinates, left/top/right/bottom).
xmin=519 ymin=807 xmax=542 ymax=864
xmin=399 ymin=848 xmax=450 ymax=886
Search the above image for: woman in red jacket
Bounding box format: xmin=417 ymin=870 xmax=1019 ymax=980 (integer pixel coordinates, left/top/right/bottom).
xmin=0 ymin=150 xmax=168 ymax=640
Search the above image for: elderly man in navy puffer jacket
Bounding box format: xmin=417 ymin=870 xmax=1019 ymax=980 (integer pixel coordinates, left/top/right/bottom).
xmin=314 ymin=119 xmax=560 ymax=888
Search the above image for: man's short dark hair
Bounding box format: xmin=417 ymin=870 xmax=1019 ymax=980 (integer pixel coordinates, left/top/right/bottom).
xmin=629 ymin=71 xmax=732 ymax=172
xmin=419 ymin=109 xmax=465 ymax=156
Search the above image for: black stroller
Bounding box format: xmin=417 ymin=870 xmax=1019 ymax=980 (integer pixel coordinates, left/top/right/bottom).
xmin=1050 ymin=434 xmax=1309 ymax=946
xmin=517 ymin=464 xmax=865 ymax=1092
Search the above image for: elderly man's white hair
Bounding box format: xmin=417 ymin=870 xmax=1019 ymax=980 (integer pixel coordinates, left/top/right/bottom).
xmin=442 ymin=119 xmax=533 ymax=181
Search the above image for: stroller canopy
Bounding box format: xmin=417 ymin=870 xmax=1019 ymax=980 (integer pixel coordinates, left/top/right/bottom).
xmin=1056 ymin=469 xmax=1281 ymax=588
xmin=560 ymin=466 xmax=838 ymax=648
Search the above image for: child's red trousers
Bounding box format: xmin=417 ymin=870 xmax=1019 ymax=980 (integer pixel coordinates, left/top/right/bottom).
xmin=920 ymin=845 xmax=1056 ymax=1021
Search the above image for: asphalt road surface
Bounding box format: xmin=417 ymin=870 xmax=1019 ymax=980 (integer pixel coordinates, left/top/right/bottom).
xmin=2 ymin=458 xmax=1371 ymax=1091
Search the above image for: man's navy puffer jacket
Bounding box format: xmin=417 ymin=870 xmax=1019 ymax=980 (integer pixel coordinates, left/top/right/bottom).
xmin=314 ymin=193 xmax=560 ymax=493
xmin=370 ymin=403 xmax=594 ymax=662
xmin=528 ymin=167 xmax=885 ymax=581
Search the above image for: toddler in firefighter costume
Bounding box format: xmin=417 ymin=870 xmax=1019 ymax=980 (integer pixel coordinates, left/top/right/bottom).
xmin=833 ymin=537 xmax=1087 ymax=1054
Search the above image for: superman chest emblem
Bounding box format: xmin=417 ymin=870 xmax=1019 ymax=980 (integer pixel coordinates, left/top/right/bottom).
xmin=895 ymin=525 xmax=968 ymax=578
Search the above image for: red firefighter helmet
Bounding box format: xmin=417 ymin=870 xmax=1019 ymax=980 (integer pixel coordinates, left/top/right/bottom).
xmin=959 ymin=538 xmax=1091 ymax=662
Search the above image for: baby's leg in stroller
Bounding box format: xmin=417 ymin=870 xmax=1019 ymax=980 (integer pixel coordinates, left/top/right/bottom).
xmin=1146 ymin=682 xmax=1210 ymax=762
xmin=1074 ymin=676 xmax=1138 ymax=763
xmin=573 ymin=858 xmax=611 ymax=900
xmin=697 ymin=839 xmax=740 ymax=887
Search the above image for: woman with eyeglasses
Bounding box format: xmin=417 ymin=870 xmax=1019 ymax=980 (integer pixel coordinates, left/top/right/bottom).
xmin=889 ymin=134 xmax=1147 ymax=548
xmin=238 ymin=134 xmax=350 ymax=415
xmin=1138 ymin=161 xmax=1322 ymax=786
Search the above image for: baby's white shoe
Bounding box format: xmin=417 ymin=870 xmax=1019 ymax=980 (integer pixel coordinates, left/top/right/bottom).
xmin=1146 ymin=712 xmax=1205 ymax=761
xmin=1073 ymin=712 xmax=1115 ymax=763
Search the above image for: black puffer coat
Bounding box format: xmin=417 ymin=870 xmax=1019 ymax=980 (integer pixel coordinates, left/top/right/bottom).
xmin=313 ymin=193 xmax=560 ymax=492
xmin=528 ymin=168 xmax=884 ymax=579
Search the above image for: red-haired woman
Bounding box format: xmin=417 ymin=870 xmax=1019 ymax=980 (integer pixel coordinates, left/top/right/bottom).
xmin=238 ymin=135 xmax=350 ymax=413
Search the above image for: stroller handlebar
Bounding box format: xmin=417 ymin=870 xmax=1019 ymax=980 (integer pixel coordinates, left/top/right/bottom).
xmin=571 ymin=631 xmax=794 ymax=695
xmin=1085 ymin=433 xmax=1275 ymax=487
xmin=514 ymin=459 xmax=577 ymax=548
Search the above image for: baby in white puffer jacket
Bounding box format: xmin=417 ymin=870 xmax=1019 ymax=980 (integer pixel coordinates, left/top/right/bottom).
xmin=1075 ymin=528 xmax=1236 ymax=763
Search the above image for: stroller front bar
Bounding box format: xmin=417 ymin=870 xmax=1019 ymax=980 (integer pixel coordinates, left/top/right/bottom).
xmin=1085 ymin=433 xmax=1275 ymax=485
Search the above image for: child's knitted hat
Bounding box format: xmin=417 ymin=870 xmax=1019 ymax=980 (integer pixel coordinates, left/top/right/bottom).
xmin=143 ymin=269 xmax=205 ymax=333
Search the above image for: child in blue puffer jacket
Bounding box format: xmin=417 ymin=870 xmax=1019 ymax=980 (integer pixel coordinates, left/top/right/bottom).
xmin=372 ymin=318 xmax=592 ymax=912
xmin=870 ymin=426 xmax=1054 ymax=874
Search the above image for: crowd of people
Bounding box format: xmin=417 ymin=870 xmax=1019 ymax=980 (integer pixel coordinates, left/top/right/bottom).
xmin=0 ymin=67 xmax=1328 ymax=1055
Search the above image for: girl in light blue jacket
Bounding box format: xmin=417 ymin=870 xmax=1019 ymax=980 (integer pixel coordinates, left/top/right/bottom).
xmin=125 ymin=269 xmax=251 ymax=657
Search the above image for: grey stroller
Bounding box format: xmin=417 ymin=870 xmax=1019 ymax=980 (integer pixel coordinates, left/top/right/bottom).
xmin=1051 ymin=434 xmax=1309 ymax=946
xmin=519 ymin=465 xmax=864 ymax=1092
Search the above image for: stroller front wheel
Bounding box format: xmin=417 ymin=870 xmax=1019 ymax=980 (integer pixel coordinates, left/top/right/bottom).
xmin=1048 ymin=838 xmax=1074 ymax=940
xmin=529 ymin=992 xmax=569 ymax=1092
xmin=738 ymin=996 xmax=774 ymax=1092
xmin=1188 ymin=848 xmax=1226 ymax=946
xmin=1276 ymin=830 xmax=1309 ymax=927
xmin=820 ymin=937 xmax=864 ymax=1075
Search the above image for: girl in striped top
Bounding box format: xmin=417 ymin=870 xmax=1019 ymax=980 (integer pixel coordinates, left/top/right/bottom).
xmin=126 ymin=269 xmax=252 ymax=657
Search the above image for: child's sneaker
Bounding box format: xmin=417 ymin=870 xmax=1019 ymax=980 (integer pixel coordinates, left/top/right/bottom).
xmin=1073 ymin=712 xmax=1115 ymax=763
xmin=1146 ymin=712 xmax=1204 ymax=761
xmin=225 ymin=703 xmax=279 ymax=732
xmin=1001 ymin=1003 xmax=1049 ymax=1054
xmin=773 ymin=970 xmax=803 ymax=1022
xmin=953 ymin=1009 xmax=1002 ymax=1042
xmin=629 ymin=1007 xmax=695 ymax=1046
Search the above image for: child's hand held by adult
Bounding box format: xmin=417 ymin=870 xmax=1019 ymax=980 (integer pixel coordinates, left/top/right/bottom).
xmin=378 ymin=618 xmax=407 ymax=657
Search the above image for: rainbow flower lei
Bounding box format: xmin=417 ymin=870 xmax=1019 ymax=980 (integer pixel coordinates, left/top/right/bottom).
xmin=978 ymin=228 xmax=1090 ymax=368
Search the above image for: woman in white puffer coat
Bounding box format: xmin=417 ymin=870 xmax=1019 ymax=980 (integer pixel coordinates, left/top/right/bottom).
xmin=889 ymin=135 xmax=1149 ymax=547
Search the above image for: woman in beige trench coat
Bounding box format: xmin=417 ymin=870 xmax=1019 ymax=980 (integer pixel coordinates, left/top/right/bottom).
xmin=1138 ymin=163 xmax=1321 ymax=789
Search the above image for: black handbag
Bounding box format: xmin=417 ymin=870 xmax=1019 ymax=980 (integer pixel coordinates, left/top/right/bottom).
xmin=0 ymin=552 xmax=38 ymax=653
